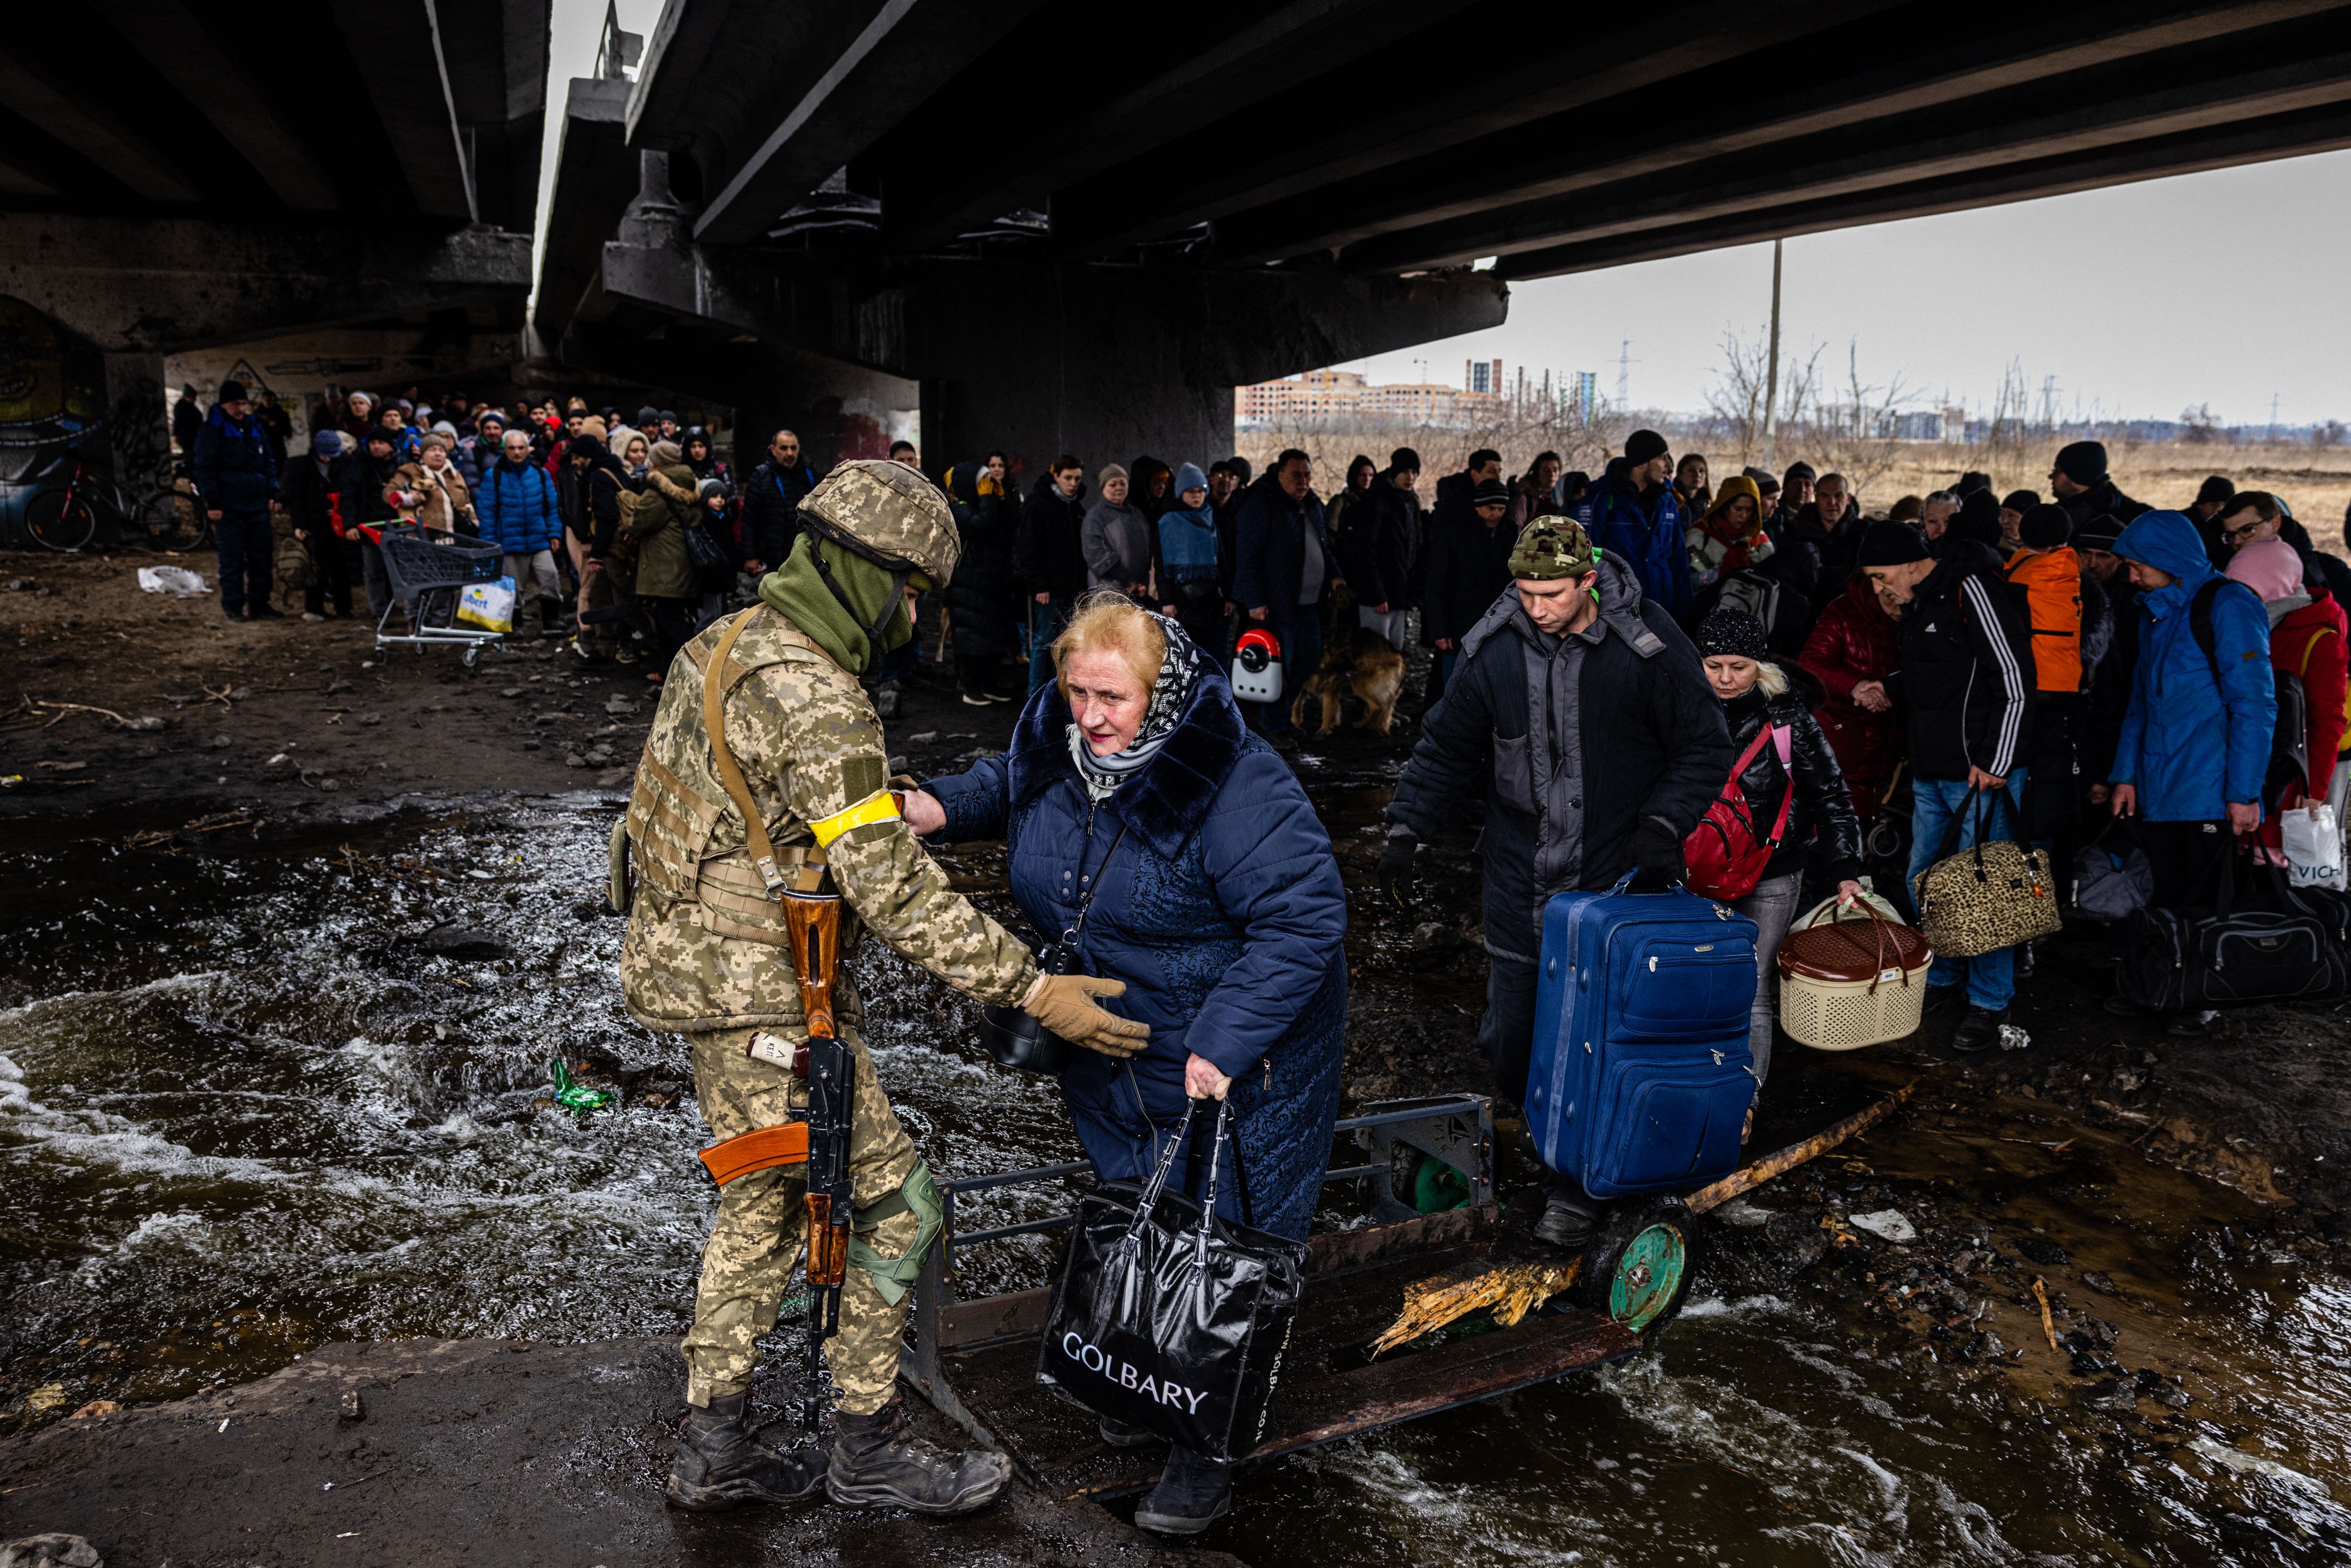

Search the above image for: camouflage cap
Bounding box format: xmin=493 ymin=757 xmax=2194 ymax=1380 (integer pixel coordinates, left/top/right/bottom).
xmin=799 ymin=459 xmax=961 ymax=586
xmin=1508 ymin=517 xmax=1599 ymax=579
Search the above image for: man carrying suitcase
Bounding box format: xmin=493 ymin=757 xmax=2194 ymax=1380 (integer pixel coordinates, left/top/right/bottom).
xmin=1377 ymin=518 xmax=1732 ymax=1248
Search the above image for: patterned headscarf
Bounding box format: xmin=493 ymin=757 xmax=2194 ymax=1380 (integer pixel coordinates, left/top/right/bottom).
xmin=1067 ymin=611 xmax=1205 ymax=800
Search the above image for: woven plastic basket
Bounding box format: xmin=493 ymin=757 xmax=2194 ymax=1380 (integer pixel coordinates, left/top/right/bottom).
xmin=1777 ymin=897 xmax=1934 ymax=1051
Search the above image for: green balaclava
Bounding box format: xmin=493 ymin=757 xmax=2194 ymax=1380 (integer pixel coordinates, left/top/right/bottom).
xmin=758 ymin=531 xmax=913 ymax=676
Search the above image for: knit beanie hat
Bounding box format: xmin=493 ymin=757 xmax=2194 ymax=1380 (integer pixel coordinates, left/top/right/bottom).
xmin=2196 ymin=474 xmax=2236 ymax=508
xmin=2055 ymin=440 xmax=2108 ymax=487
xmin=1956 ymin=471 xmax=1991 ymax=497
xmin=1857 ymin=522 xmax=1931 ymax=566
xmin=1783 ymin=461 xmax=1817 ymax=485
xmin=580 ymin=414 xmax=608 ymax=440
xmin=1472 ymin=477 xmax=1512 ymax=508
xmin=567 ymin=433 xmax=604 ymax=460
xmin=2226 ymin=537 xmax=2306 ymax=603
xmin=217 ymin=379 xmax=247 ymax=403
xmin=635 ymin=405 xmax=659 ymax=428
xmin=1173 ymin=461 xmax=1208 ymax=494
xmin=312 ymin=430 xmax=342 ymax=458
xmin=651 ymin=440 xmax=683 ymax=467
xmin=2018 ymin=503 xmax=2072 ymax=550
xmin=1950 ymin=489 xmax=2003 ymax=547
xmin=2001 ymin=489 xmax=2039 ymax=513
xmin=1696 ymin=609 xmax=1767 ymax=660
xmin=2075 ymin=515 xmax=2123 ymax=552
xmin=1507 ymin=518 xmax=1599 ymax=579
xmin=1099 ymin=463 xmax=1128 ymax=488
xmin=1390 ymin=447 xmax=1422 ymax=473
xmin=1624 ymin=428 xmax=1669 ymax=467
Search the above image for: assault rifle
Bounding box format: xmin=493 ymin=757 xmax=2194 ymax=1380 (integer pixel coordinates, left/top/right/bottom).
xmin=783 ymin=889 xmax=852 ymax=1433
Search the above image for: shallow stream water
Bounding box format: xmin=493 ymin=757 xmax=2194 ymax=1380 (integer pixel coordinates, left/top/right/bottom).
xmin=5 ymin=796 xmax=2350 ymax=1564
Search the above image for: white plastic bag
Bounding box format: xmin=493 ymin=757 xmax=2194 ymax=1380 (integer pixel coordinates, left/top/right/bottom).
xmin=137 ymin=565 xmax=206 ymax=597
xmin=2283 ymin=802 xmax=2346 ymax=891
xmin=456 ymin=575 xmax=515 ymax=634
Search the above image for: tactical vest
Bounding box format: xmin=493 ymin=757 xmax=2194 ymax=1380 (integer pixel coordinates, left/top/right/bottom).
xmin=617 ymin=605 xmax=865 ymax=1033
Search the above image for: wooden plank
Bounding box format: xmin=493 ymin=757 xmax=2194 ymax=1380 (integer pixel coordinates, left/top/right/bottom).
xmin=939 ymin=1286 xmax=1050 ymax=1351
xmin=1307 ymin=1204 xmax=1496 ymax=1275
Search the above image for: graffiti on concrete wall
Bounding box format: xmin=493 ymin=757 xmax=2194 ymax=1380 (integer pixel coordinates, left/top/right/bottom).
xmin=0 ymin=295 xmax=108 ymax=537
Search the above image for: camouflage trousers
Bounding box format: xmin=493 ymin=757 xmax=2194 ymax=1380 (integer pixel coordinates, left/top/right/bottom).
xmin=682 ymin=1024 xmax=921 ymax=1415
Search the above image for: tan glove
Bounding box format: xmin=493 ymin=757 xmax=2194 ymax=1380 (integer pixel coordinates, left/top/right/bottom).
xmin=1022 ymin=973 xmax=1149 ymax=1058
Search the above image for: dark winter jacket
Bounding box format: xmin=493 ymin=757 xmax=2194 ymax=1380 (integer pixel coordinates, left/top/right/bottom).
xmin=581 ymin=448 xmax=631 ymax=558
xmin=944 ymin=464 xmax=1020 ymax=661
xmin=1798 ymin=574 xmax=1905 ymax=820
xmin=2109 ymin=510 xmax=2276 ymax=819
xmin=1420 ymin=505 xmax=1520 ymax=646
xmin=341 ymin=450 xmax=401 ymax=529
xmin=280 ymin=454 xmax=343 ymax=537
xmin=1572 ymin=457 xmax=1690 ymax=620
xmin=1014 ymin=476 xmax=1090 ymax=599
xmin=1769 ymin=497 xmax=1862 ymax=612
xmin=743 ymin=457 xmax=816 ymax=569
xmin=473 ymin=457 xmax=561 ymax=554
xmin=192 ymin=405 xmax=279 ymax=515
xmin=2082 ymin=571 xmax=2142 ymax=788
xmin=925 ymin=671 xmax=1346 ymax=1240
xmin=1719 ymin=665 xmax=1864 ymax=886
xmin=1230 ymin=475 xmax=1333 ymax=618
xmin=1340 ymin=474 xmax=1418 ymax=610
xmin=1888 ymin=538 xmax=2037 ymax=782
xmin=1386 ymin=554 xmax=1733 ymax=961
xmin=2057 ymin=477 xmax=2148 ymax=541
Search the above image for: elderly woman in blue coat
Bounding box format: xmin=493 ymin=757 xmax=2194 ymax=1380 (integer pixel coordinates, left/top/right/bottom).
xmin=904 ymin=591 xmax=1347 ymax=1535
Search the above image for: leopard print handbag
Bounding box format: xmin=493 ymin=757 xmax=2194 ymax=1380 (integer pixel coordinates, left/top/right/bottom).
xmin=1911 ymin=788 xmax=2065 ymax=960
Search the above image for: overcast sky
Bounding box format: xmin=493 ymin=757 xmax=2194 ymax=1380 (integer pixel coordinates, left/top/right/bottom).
xmin=546 ymin=3 xmax=2347 ymax=428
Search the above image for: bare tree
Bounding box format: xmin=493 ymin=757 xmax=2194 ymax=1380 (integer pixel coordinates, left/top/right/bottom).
xmin=1783 ymin=339 xmax=1911 ymax=493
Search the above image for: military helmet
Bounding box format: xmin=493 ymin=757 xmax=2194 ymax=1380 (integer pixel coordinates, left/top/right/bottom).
xmin=798 ymin=458 xmax=960 ymax=586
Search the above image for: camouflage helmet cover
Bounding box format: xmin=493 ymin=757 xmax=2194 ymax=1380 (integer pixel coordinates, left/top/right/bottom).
xmin=798 ymin=458 xmax=961 ymax=586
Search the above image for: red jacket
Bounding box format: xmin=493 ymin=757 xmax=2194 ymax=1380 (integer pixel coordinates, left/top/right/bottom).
xmin=2275 ymin=590 xmax=2349 ymax=790
xmin=1799 ymin=574 xmax=1904 ymax=820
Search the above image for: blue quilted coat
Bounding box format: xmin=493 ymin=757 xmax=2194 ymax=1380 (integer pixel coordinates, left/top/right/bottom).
xmin=925 ymin=670 xmax=1347 ymax=1239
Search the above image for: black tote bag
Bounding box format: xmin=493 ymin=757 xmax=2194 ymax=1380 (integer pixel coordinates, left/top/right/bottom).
xmin=1036 ymin=1100 xmax=1309 ymax=1461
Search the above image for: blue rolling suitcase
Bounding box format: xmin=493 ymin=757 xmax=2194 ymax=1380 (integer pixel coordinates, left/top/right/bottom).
xmin=1526 ymin=872 xmax=1759 ymax=1198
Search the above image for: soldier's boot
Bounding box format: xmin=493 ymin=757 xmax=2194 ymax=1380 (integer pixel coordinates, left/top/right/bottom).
xmin=664 ymin=1392 xmax=829 ymax=1512
xmin=826 ymin=1397 xmax=1012 ymax=1515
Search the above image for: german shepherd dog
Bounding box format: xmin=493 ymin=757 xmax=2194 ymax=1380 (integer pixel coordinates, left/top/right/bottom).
xmin=1292 ymin=626 xmax=1407 ymax=736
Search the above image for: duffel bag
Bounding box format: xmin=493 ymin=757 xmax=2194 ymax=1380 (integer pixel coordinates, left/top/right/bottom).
xmin=2072 ymin=817 xmax=2154 ymax=923
xmin=1911 ymin=785 xmax=2062 ymax=959
xmin=1036 ymin=1099 xmax=1308 ymax=1461
xmin=2115 ymin=855 xmax=2350 ymax=1013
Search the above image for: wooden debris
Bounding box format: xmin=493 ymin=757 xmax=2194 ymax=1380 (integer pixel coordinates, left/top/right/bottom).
xmin=1368 ymin=1258 xmax=1580 ymax=1358
xmin=1682 ymin=1079 xmax=1919 ymax=1216
xmin=26 ymin=698 xmax=130 ymax=725
xmin=2030 ymin=1276 xmax=2060 ymax=1351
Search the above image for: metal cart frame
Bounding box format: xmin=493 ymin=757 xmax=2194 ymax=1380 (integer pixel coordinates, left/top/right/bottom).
xmin=372 ymin=524 xmax=504 ymax=669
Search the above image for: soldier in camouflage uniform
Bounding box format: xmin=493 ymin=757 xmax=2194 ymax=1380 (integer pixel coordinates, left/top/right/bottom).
xmin=617 ymin=459 xmax=1146 ymax=1515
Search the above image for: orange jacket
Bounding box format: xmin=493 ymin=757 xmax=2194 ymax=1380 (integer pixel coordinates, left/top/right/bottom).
xmin=2004 ymin=547 xmax=2085 ymax=694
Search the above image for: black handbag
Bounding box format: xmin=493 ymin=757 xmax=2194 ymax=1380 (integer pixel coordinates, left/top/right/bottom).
xmin=681 ymin=517 xmax=732 ymax=587
xmin=2116 ymin=852 xmax=2350 ymax=1012
xmin=2072 ymin=816 xmax=2154 ymax=923
xmin=978 ymin=823 xmax=1128 ymax=1074
xmin=1036 ymin=1100 xmax=1308 ymax=1461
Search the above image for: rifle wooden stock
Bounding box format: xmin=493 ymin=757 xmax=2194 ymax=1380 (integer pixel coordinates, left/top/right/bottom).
xmin=781 ymin=892 xmax=840 ymax=1037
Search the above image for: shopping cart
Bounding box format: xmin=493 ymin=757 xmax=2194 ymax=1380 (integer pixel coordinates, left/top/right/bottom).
xmin=372 ymin=525 xmax=505 ymax=668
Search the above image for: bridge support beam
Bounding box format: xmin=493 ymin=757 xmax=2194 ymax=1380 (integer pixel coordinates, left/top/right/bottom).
xmin=583 ymin=233 xmax=1508 ymax=475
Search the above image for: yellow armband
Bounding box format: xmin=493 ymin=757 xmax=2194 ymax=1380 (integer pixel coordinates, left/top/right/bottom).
xmin=808 ymin=789 xmax=902 ymax=847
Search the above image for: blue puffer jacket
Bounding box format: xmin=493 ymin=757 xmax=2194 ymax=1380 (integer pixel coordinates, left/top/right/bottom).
xmin=2111 ymin=510 xmax=2276 ymax=820
xmin=191 ymin=405 xmax=278 ymax=514
xmin=472 ymin=458 xmax=560 ymax=553
xmin=1572 ymin=456 xmax=1689 ymax=620
xmin=925 ymin=670 xmax=1348 ymax=1239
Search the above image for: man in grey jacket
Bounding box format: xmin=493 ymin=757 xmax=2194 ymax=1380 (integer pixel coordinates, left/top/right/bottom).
xmin=1081 ymin=463 xmax=1152 ymax=597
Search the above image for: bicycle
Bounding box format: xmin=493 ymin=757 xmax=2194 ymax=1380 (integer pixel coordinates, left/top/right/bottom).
xmin=18 ymin=458 xmax=194 ymax=552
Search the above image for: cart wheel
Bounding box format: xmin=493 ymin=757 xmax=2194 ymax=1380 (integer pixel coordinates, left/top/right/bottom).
xmin=461 ymin=643 xmax=480 ymax=670
xmin=1574 ymin=1197 xmax=1700 ymax=1333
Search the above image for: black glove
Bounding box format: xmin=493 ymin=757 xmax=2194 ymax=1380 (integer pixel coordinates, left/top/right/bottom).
xmin=1374 ymin=832 xmax=1418 ymax=910
xmin=1628 ymin=816 xmax=1686 ymax=894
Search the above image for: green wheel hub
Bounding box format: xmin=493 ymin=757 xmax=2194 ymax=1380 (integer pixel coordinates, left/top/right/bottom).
xmin=1607 ymin=1222 xmax=1686 ymax=1331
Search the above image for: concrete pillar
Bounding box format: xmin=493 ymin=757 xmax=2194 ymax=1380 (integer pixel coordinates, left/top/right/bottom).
xmin=100 ymin=352 xmax=173 ymax=507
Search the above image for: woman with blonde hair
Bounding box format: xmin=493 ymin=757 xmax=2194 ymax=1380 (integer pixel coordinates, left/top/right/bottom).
xmin=905 ymin=591 xmax=1345 ymax=1536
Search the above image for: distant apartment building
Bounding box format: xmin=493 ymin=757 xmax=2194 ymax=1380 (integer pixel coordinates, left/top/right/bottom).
xmin=1236 ymin=363 xmax=1512 ymax=428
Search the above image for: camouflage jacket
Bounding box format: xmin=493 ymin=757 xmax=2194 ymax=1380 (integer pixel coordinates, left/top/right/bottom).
xmin=619 ymin=605 xmax=1037 ymax=1034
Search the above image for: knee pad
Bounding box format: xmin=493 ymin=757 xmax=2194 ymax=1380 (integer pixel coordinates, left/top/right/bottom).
xmin=848 ymin=1160 xmax=943 ymax=1307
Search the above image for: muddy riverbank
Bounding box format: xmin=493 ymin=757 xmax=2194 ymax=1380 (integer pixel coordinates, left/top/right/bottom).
xmin=9 ymin=552 xmax=2351 ymax=1563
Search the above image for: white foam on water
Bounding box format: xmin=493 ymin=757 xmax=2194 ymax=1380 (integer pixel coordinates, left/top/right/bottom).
xmin=118 ymin=1210 xmax=213 ymax=1252
xmin=1679 ymin=1294 xmax=1789 ymax=1319
xmin=0 ymin=970 xmax=229 ymax=1026
xmin=2189 ymin=1438 xmax=2333 ymax=1496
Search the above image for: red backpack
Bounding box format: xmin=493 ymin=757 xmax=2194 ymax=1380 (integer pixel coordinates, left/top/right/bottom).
xmin=1683 ymin=722 xmax=1793 ymax=901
